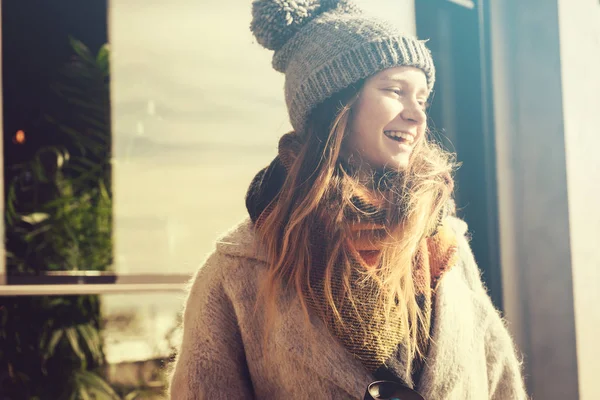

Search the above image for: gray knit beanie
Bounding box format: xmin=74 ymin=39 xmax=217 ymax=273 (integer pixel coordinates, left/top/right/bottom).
xmin=250 ymin=0 xmax=436 ymax=134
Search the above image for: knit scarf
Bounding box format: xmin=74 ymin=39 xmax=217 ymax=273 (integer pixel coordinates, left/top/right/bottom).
xmin=246 ymin=133 xmax=458 ymax=388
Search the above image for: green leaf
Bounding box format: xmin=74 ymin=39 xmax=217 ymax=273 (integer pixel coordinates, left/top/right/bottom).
xmin=96 ymin=44 xmax=110 ymax=74
xmin=123 ymin=391 xmax=140 ymax=400
xmin=34 ymin=146 xmax=70 ymax=169
xmin=78 ymin=386 xmax=93 ymax=400
xmin=74 ymin=370 xmax=120 ymax=400
xmin=77 ymin=113 xmax=110 ymax=133
xmin=5 ymin=182 xmax=19 ymax=226
xmin=61 ymin=95 xmax=107 ymax=112
xmin=76 ymin=324 xmax=104 ymax=365
xmin=23 ymin=224 xmax=53 ymax=242
xmin=65 ymin=326 xmax=87 ymax=368
xmin=69 ymin=37 xmax=94 ymax=62
xmin=14 ymin=370 xmax=32 ymax=385
xmin=41 ymin=328 xmax=64 ymax=374
xmin=43 ymin=329 xmax=64 ymax=359
xmin=50 ymin=81 xmax=90 ymax=98
xmin=20 ymin=212 xmax=50 ymax=224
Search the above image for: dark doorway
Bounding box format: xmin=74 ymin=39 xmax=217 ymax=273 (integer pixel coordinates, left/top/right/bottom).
xmin=2 ymin=0 xmax=108 ymax=177
xmin=416 ymin=0 xmax=503 ymax=309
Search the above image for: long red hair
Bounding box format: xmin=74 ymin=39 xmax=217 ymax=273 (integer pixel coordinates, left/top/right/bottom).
xmin=256 ymin=81 xmax=456 ymax=360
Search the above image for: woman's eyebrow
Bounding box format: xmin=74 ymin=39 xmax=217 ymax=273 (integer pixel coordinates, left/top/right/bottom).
xmin=380 ymin=77 xmax=428 ymax=96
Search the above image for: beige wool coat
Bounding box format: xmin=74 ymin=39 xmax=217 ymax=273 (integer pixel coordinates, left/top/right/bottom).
xmin=168 ymin=217 xmax=528 ymax=399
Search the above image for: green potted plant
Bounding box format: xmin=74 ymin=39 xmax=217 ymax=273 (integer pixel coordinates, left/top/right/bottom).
xmin=5 ymin=37 xmax=113 ymax=284
xmin=1 ymin=39 xmax=120 ymax=399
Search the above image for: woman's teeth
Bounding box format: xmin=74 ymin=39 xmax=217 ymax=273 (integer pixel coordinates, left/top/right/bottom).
xmin=384 ymin=130 xmax=414 ymax=144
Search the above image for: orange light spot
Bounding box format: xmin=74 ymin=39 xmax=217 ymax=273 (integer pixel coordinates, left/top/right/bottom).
xmin=14 ymin=130 xmax=26 ymax=144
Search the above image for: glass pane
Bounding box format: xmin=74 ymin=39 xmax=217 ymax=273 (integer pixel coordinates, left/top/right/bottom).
xmin=110 ymin=0 xmax=286 ymax=275
xmin=100 ymin=292 xmax=181 ymax=394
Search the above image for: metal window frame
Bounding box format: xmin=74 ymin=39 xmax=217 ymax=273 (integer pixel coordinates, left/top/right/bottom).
xmin=0 ymin=273 xmax=190 ymax=296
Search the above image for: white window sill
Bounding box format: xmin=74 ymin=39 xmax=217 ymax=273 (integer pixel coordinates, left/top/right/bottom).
xmin=0 ymin=282 xmax=186 ymax=296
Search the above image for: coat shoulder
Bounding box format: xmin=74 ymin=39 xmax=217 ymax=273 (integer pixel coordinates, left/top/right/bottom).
xmin=214 ymin=217 xmax=268 ymax=262
xmin=188 ymin=218 xmax=267 ymax=304
xmin=446 ymin=216 xmax=488 ymax=295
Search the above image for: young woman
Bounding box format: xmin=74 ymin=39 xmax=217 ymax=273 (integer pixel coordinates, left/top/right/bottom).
xmin=169 ymin=1 xmax=527 ymax=399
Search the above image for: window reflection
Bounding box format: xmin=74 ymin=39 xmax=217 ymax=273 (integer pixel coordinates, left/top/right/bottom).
xmin=110 ymin=0 xmax=287 ymax=275
xmin=101 ymin=292 xmax=183 ymax=395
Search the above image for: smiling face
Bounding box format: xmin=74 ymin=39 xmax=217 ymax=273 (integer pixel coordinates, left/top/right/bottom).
xmin=344 ymin=66 xmax=429 ymax=172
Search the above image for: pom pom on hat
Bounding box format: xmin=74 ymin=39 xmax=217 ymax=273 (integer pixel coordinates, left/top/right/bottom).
xmin=320 ymin=0 xmax=361 ymax=13
xmin=251 ymin=0 xmax=350 ymax=51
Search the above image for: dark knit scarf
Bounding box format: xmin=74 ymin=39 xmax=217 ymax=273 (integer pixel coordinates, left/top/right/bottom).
xmin=246 ymin=133 xmax=458 ymax=389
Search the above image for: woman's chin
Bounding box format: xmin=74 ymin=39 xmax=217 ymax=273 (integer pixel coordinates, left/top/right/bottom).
xmin=383 ymin=157 xmax=410 ymax=172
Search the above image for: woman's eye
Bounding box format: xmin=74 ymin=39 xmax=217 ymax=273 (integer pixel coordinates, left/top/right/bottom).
xmin=386 ymin=88 xmax=403 ymax=95
xmin=385 ymin=89 xmax=429 ymax=109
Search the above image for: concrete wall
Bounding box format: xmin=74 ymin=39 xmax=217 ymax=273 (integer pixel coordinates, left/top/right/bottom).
xmin=0 ymin=4 xmax=4 ymax=285
xmin=558 ymin=1 xmax=600 ymax=399
xmin=490 ymin=0 xmax=600 ymax=398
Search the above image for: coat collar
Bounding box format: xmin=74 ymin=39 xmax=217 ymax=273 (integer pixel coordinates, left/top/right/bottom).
xmin=215 ymin=218 xmax=268 ymax=262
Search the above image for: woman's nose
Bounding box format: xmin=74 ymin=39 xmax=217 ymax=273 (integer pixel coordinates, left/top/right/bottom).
xmin=401 ymin=100 xmax=426 ymax=125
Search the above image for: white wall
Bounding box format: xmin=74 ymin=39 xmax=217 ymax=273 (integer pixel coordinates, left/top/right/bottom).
xmin=558 ymin=1 xmax=600 ymax=399
xmin=357 ymin=0 xmax=416 ymax=35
